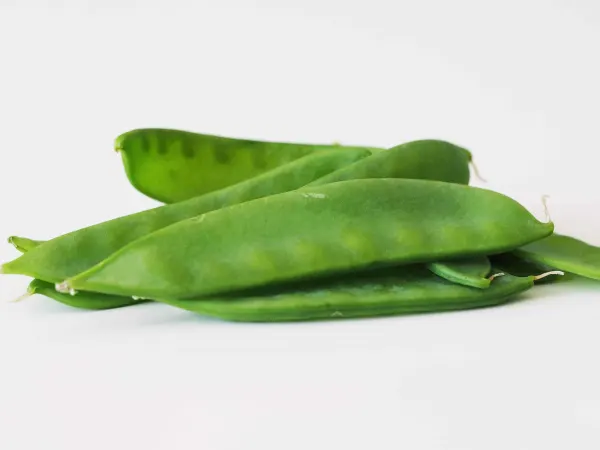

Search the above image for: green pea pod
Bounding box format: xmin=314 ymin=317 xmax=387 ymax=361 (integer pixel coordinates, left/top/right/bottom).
xmin=489 ymin=253 xmax=572 ymax=284
xmin=427 ymin=256 xmax=493 ymax=289
xmin=514 ymin=234 xmax=600 ymax=281
xmin=26 ymin=279 xmax=141 ymax=310
xmin=309 ymin=139 xmax=474 ymax=279
xmin=309 ymin=140 xmax=472 ymax=187
xmin=57 ymin=179 xmax=553 ymax=300
xmin=1 ymin=149 xmax=371 ymax=284
xmin=158 ymin=268 xmax=535 ymax=322
xmin=8 ymin=236 xmax=43 ymax=253
xmin=116 ymin=128 xmax=382 ymax=203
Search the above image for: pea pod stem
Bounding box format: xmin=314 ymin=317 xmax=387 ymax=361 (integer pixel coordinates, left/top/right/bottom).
xmin=541 ymin=195 xmax=551 ymax=223
xmin=10 ymin=291 xmax=33 ymax=303
xmin=469 ymin=158 xmax=487 ymax=183
xmin=533 ymin=271 xmax=564 ymax=281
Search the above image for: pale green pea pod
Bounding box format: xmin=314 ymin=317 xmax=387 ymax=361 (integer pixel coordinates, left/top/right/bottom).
xmin=56 ymin=179 xmax=554 ymax=300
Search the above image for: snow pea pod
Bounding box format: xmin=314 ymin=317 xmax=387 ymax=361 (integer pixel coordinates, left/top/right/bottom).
xmin=427 ymin=256 xmax=493 ymax=289
xmin=58 ymin=179 xmax=554 ymax=300
xmin=116 ymin=128 xmax=381 ymax=203
xmin=514 ymin=234 xmax=600 ymax=281
xmin=1 ymin=149 xmax=370 ymax=283
xmin=158 ymin=267 xmax=534 ymax=322
xmin=309 ymin=140 xmax=472 ymax=187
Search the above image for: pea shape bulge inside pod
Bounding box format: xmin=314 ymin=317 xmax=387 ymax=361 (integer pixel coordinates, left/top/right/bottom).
xmin=116 ymin=128 xmax=382 ymax=203
xmin=59 ymin=179 xmax=553 ymax=300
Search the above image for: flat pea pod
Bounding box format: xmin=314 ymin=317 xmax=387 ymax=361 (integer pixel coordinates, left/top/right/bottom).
xmin=26 ymin=279 xmax=141 ymax=310
xmin=8 ymin=236 xmax=43 ymax=253
xmin=158 ymin=267 xmax=535 ymax=322
xmin=489 ymin=253 xmax=572 ymax=284
xmin=1 ymin=149 xmax=371 ymax=284
xmin=514 ymin=234 xmax=600 ymax=281
xmin=116 ymin=128 xmax=382 ymax=203
xmin=427 ymin=256 xmax=493 ymax=289
xmin=58 ymin=179 xmax=553 ymax=300
xmin=308 ymin=140 xmax=472 ymax=187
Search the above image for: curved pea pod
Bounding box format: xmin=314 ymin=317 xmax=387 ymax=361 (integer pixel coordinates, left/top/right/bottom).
xmin=514 ymin=234 xmax=600 ymax=281
xmin=308 ymin=140 xmax=472 ymax=187
xmin=116 ymin=128 xmax=381 ymax=203
xmin=1 ymin=149 xmax=370 ymax=284
xmin=427 ymin=256 xmax=493 ymax=289
xmin=26 ymin=279 xmax=141 ymax=310
xmin=8 ymin=236 xmax=43 ymax=253
xmin=58 ymin=179 xmax=554 ymax=299
xmin=157 ymin=267 xmax=535 ymax=322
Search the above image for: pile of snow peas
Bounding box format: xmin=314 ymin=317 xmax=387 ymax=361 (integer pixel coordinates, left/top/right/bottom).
xmin=3 ymin=128 xmax=599 ymax=322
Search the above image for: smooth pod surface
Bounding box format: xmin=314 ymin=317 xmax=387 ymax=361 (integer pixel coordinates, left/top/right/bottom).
xmin=117 ymin=128 xmax=381 ymax=203
xmin=1 ymin=149 xmax=371 ymax=283
xmin=514 ymin=234 xmax=600 ymax=281
xmin=28 ymin=280 xmax=141 ymax=310
xmin=309 ymin=140 xmax=472 ymax=187
xmin=427 ymin=256 xmax=492 ymax=289
xmin=61 ymin=179 xmax=553 ymax=299
xmin=159 ymin=267 xmax=534 ymax=322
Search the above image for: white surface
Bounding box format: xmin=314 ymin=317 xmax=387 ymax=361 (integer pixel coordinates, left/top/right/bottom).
xmin=1 ymin=1 xmax=600 ymax=449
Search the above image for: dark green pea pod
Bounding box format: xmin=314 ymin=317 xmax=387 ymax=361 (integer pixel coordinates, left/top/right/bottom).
xmin=1 ymin=149 xmax=371 ymax=284
xmin=116 ymin=128 xmax=382 ymax=203
xmin=57 ymin=179 xmax=554 ymax=300
xmin=514 ymin=234 xmax=600 ymax=281
xmin=427 ymin=256 xmax=494 ymax=289
xmin=157 ymin=267 xmax=536 ymax=322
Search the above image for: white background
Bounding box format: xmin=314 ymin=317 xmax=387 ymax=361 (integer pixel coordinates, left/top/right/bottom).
xmin=1 ymin=1 xmax=600 ymax=449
